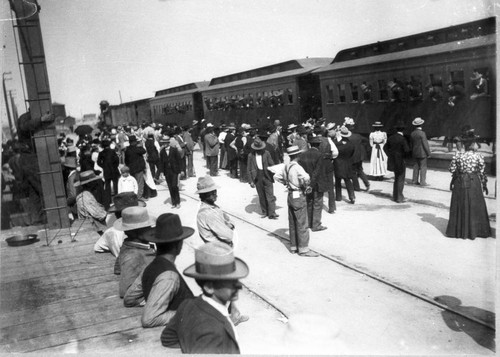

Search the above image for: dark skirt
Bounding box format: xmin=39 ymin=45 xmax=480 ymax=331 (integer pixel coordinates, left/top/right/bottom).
xmin=446 ymin=173 xmax=491 ymax=239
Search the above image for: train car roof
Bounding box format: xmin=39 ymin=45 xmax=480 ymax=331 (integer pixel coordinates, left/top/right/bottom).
xmin=109 ymin=97 xmax=152 ymax=107
xmin=331 ymin=17 xmax=495 ymax=64
xmin=313 ymin=34 xmax=496 ymax=74
xmin=153 ymin=81 xmax=210 ymax=99
xmin=204 ymin=58 xmax=332 ymax=92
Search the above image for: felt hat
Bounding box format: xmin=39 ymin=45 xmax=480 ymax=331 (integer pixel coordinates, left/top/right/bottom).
xmin=313 ymin=126 xmax=323 ymax=134
xmin=339 ymin=126 xmax=351 ymax=138
xmin=183 ymin=241 xmax=249 ymax=280
xmin=251 ymin=139 xmax=266 ymax=150
xmin=470 ymin=71 xmax=482 ymax=80
xmin=372 ymin=121 xmax=384 ymax=127
xmin=412 ymin=117 xmax=425 ymax=126
xmin=195 ymin=176 xmax=220 ymax=194
xmin=286 ymin=145 xmax=303 ymax=157
xmin=297 ymin=126 xmax=308 ymax=135
xmin=74 ymin=170 xmax=102 ymax=187
xmin=108 ymin=192 xmax=146 ymax=213
xmin=62 ymin=156 xmax=77 ymax=169
xmin=149 ymin=213 xmax=194 ymax=243
xmin=113 ymin=206 xmax=156 ymax=232
xmin=129 ymin=135 xmax=137 ymax=143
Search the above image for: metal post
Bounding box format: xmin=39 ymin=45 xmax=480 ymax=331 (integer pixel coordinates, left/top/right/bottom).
xmin=2 ymin=73 xmax=14 ymax=139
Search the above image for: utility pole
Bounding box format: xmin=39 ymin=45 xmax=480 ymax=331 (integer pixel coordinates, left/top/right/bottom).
xmin=2 ymin=72 xmax=14 ymax=139
xmin=119 ymin=90 xmax=123 ymax=104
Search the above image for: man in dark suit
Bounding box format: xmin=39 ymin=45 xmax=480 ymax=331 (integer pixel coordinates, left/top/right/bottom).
xmin=161 ymin=241 xmax=249 ymax=354
xmin=124 ymin=135 xmax=147 ymax=200
xmin=247 ymin=138 xmax=277 ymax=219
xmin=97 ymin=139 xmax=120 ymax=197
xmin=385 ymin=124 xmax=410 ymax=203
xmin=334 ymin=127 xmax=356 ymax=204
xmin=159 ymin=135 xmax=182 ymax=208
xmin=298 ymin=136 xmax=327 ymax=231
xmin=349 ymin=128 xmax=370 ymax=192
xmin=410 ymin=117 xmax=431 ymax=186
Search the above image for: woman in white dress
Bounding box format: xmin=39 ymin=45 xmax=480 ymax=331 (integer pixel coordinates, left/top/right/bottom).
xmin=369 ymin=121 xmax=387 ymax=180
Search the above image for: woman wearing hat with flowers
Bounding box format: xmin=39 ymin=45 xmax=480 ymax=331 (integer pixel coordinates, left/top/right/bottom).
xmin=161 ymin=241 xmax=249 ymax=354
xmin=369 ymin=121 xmax=388 ymax=180
xmin=446 ymin=130 xmax=491 ymax=239
xmin=124 ymin=213 xmax=195 ymax=328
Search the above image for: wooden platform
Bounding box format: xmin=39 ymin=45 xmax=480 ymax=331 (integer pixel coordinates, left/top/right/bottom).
xmin=0 ymin=223 xmax=179 ymax=354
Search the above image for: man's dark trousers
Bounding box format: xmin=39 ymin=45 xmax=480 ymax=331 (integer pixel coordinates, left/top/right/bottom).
xmin=255 ymin=170 xmax=276 ymax=217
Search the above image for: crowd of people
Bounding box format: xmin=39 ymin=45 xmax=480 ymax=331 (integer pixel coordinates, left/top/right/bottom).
xmin=0 ymin=112 xmax=492 ymax=353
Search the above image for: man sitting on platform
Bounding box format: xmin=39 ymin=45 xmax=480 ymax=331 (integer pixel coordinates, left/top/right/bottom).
xmin=123 ymin=213 xmax=195 ymax=328
xmin=114 ymin=206 xmax=156 ymax=298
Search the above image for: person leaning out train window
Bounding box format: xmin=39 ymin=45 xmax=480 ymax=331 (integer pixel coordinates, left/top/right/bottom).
xmin=470 ymin=70 xmax=488 ymax=100
xmin=360 ymin=82 xmax=372 ymax=104
xmin=446 ymin=82 xmax=465 ymax=107
xmin=426 ymin=83 xmax=443 ymax=102
xmin=388 ymin=80 xmax=405 ymax=102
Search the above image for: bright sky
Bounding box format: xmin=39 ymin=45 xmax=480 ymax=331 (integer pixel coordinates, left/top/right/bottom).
xmin=0 ymin=0 xmax=496 ymax=124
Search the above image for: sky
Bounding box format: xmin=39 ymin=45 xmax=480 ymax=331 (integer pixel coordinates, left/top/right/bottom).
xmin=0 ymin=0 xmax=496 ymax=127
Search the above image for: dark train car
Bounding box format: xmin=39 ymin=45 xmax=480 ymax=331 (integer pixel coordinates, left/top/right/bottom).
xmin=150 ymin=81 xmax=209 ymax=127
xmin=315 ymin=17 xmax=496 ymax=140
xmin=201 ymin=58 xmax=332 ymax=128
xmin=109 ymin=98 xmax=152 ymax=127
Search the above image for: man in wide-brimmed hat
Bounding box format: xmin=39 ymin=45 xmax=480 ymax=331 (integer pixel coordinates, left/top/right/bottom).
xmin=115 ymin=206 xmax=156 ymax=298
xmin=74 ymin=170 xmax=107 ymax=232
xmin=94 ymin=192 xmax=146 ymax=258
xmin=124 ymin=213 xmax=195 ymax=328
xmin=410 ymin=117 xmax=431 ymax=186
xmin=385 ymin=123 xmax=410 ymax=203
xmin=247 ymin=137 xmax=278 ymax=219
xmin=195 ymin=176 xmax=235 ymax=246
xmin=161 ymin=241 xmax=249 ymax=354
xmin=273 ymin=146 xmax=319 ymax=257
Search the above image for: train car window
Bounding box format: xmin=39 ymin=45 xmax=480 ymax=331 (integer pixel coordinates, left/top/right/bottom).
xmin=360 ymin=82 xmax=373 ymax=104
xmin=470 ymin=68 xmax=489 ymax=100
xmin=286 ymin=89 xmax=293 ymax=104
xmin=427 ymin=74 xmax=444 ymax=101
xmin=337 ymin=83 xmax=346 ymax=103
xmin=377 ymin=80 xmax=389 ymax=101
xmin=326 ymin=84 xmax=334 ymax=104
xmin=407 ymin=76 xmax=423 ymax=101
xmin=350 ymin=83 xmax=359 ymax=102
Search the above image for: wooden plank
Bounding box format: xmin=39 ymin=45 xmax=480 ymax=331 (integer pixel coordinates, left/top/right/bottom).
xmin=37 ymin=326 xmax=180 ymax=354
xmin=0 ymin=293 xmax=121 ymax=327
xmin=0 ymin=302 xmax=143 ymax=345
xmin=0 ymin=315 xmax=143 ymax=353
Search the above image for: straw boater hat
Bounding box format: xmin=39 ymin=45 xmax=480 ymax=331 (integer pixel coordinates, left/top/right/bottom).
xmin=339 ymin=126 xmax=351 ymax=138
xmin=287 ymin=124 xmax=298 ymax=130
xmin=74 ymin=170 xmax=102 ymax=187
xmin=325 ymin=122 xmax=336 ymax=131
xmin=149 ymin=213 xmax=194 ymax=244
xmin=412 ymin=117 xmax=425 ymax=126
xmin=183 ymin=241 xmax=249 ymax=280
xmin=113 ymin=206 xmax=156 ymax=232
xmin=372 ymin=121 xmax=384 ymax=127
xmin=195 ymin=176 xmax=220 ymax=194
xmin=286 ymin=145 xmax=303 ymax=157
xmin=251 ymin=138 xmax=266 ymax=150
xmin=160 ymin=135 xmax=171 ymax=144
xmin=108 ymin=192 xmax=146 ymax=213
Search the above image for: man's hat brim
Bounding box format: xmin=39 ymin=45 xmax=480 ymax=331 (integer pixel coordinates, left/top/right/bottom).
xmin=113 ymin=216 xmax=156 ymax=231
xmin=74 ymin=175 xmax=102 ymax=187
xmin=148 ymin=226 xmax=195 ymax=243
xmin=183 ymin=257 xmax=249 ymax=280
xmin=195 ymin=184 xmax=220 ymax=194
xmin=108 ymin=199 xmax=146 ymax=213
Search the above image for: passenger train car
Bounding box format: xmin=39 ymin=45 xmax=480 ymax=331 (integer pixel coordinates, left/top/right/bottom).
xmin=150 ymin=81 xmax=209 ymax=127
xmin=200 ymin=58 xmax=332 ymax=127
xmin=315 ymin=17 xmax=496 ymax=140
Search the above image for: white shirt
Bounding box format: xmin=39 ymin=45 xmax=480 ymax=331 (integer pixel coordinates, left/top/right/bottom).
xmin=255 ymin=153 xmax=263 ymax=170
xmin=201 ymin=295 xmax=239 ymax=344
xmin=327 ymin=137 xmax=339 ymax=159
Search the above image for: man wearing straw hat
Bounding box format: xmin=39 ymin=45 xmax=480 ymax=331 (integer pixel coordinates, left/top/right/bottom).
xmin=115 ymin=206 xmax=156 ymax=298
xmin=273 ymin=146 xmax=319 ymax=257
xmin=410 ymin=117 xmax=431 ymax=186
xmin=124 ymin=213 xmax=195 ymax=328
xmin=161 ymin=241 xmax=249 ymax=354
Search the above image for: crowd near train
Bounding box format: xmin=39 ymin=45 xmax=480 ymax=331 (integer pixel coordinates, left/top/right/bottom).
xmin=105 ymin=17 xmax=495 ymax=145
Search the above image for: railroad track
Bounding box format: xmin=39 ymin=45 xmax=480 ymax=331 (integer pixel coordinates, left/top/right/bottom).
xmin=178 ymin=187 xmax=495 ymax=331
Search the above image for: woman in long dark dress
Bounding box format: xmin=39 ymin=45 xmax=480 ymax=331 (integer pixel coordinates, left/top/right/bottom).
xmin=446 ymin=132 xmax=491 ymax=239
